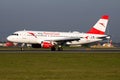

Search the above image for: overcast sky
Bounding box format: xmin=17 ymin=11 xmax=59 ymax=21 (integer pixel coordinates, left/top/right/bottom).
xmin=0 ymin=0 xmax=120 ymax=42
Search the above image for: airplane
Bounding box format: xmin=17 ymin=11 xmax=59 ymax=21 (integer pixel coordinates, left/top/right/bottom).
xmin=7 ymin=15 xmax=110 ymax=51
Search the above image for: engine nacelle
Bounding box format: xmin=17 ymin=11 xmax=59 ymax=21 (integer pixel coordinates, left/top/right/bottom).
xmin=41 ymin=41 xmax=53 ymax=48
xmin=32 ymin=41 xmax=55 ymax=48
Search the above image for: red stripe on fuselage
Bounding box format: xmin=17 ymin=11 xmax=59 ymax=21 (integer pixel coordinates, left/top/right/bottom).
xmin=87 ymin=27 xmax=104 ymax=34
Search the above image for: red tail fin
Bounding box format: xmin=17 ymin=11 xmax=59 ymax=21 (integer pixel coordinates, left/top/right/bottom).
xmin=87 ymin=15 xmax=109 ymax=34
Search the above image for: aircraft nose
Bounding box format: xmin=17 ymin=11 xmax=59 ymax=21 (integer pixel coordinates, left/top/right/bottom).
xmin=7 ymin=36 xmax=13 ymax=42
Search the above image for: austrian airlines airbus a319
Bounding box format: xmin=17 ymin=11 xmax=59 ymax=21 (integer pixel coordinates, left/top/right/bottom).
xmin=7 ymin=15 xmax=110 ymax=51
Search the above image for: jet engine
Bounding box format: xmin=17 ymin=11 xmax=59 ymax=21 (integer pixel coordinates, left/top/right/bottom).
xmin=32 ymin=41 xmax=55 ymax=48
xmin=41 ymin=41 xmax=54 ymax=48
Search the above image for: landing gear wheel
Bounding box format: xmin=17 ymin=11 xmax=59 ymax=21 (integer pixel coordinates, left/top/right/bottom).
xmin=51 ymin=46 xmax=56 ymax=51
xmin=21 ymin=47 xmax=24 ymax=51
xmin=58 ymin=45 xmax=63 ymax=51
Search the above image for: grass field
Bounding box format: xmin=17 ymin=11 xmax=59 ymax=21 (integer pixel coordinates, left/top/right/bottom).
xmin=0 ymin=52 xmax=120 ymax=80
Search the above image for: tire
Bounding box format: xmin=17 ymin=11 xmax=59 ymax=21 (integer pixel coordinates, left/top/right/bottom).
xmin=58 ymin=46 xmax=63 ymax=51
xmin=51 ymin=46 xmax=56 ymax=51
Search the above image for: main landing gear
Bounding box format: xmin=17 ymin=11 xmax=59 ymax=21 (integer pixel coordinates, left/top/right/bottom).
xmin=51 ymin=45 xmax=63 ymax=51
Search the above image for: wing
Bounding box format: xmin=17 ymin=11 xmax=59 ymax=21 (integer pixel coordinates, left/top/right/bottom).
xmin=45 ymin=37 xmax=80 ymax=45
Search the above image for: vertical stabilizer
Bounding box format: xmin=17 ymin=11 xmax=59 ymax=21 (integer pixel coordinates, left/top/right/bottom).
xmin=87 ymin=15 xmax=109 ymax=34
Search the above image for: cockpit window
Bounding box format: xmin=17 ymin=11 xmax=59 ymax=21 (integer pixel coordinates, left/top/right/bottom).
xmin=12 ymin=33 xmax=19 ymax=36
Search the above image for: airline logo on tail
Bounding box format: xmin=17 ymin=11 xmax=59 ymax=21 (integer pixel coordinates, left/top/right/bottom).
xmin=87 ymin=15 xmax=109 ymax=34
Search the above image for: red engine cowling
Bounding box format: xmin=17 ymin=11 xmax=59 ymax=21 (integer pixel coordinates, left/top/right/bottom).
xmin=41 ymin=41 xmax=54 ymax=48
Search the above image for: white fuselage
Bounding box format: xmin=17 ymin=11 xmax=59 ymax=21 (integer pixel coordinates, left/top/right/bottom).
xmin=7 ymin=30 xmax=107 ymax=45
